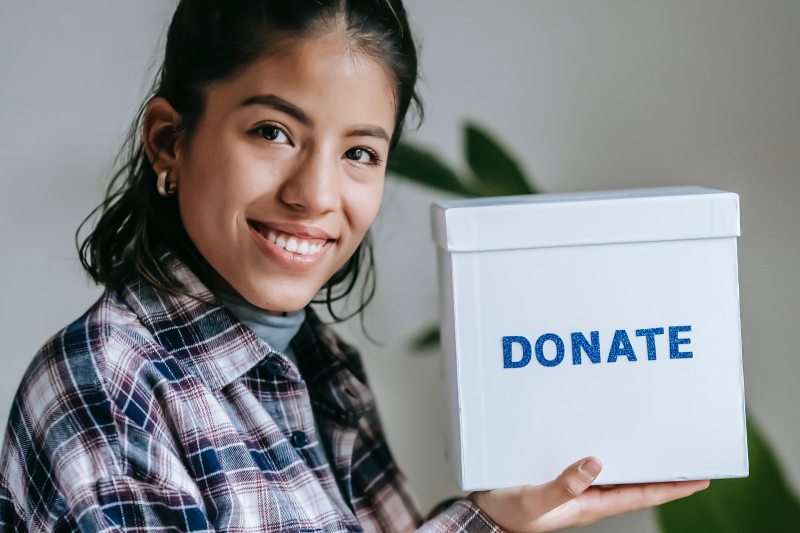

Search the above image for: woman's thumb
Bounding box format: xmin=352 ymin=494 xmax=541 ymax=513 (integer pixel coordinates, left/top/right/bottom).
xmin=531 ymin=457 xmax=603 ymax=515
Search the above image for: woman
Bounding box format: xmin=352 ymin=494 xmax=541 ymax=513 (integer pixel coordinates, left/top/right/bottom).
xmin=0 ymin=0 xmax=709 ymax=531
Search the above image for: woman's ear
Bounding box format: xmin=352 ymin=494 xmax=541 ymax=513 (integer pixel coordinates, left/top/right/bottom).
xmin=142 ymin=96 xmax=186 ymax=175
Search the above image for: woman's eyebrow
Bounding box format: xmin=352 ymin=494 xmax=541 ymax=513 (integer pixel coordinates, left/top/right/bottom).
xmin=345 ymin=126 xmax=390 ymax=143
xmin=240 ymin=94 xmax=312 ymax=126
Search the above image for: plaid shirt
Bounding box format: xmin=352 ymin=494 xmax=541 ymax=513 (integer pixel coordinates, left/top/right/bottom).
xmin=0 ymin=254 xmax=500 ymax=532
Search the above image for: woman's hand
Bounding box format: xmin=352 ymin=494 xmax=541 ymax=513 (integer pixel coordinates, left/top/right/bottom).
xmin=468 ymin=457 xmax=710 ymax=532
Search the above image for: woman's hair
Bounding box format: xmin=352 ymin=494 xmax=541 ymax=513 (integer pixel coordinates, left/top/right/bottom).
xmin=77 ymin=0 xmax=423 ymax=321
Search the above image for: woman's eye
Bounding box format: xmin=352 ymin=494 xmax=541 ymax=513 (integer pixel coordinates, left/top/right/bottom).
xmin=256 ymin=125 xmax=290 ymax=144
xmin=345 ymin=147 xmax=382 ymax=166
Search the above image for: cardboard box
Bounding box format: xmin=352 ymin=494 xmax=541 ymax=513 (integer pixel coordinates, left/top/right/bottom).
xmin=431 ymin=186 xmax=748 ymax=490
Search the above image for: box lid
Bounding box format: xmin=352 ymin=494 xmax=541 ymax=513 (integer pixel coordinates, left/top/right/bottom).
xmin=430 ymin=186 xmax=740 ymax=252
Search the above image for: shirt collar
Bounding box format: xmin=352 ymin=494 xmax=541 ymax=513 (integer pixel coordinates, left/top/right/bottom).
xmin=119 ymin=252 xmax=375 ymax=419
xmin=292 ymin=308 xmax=376 ymax=422
xmin=120 ymin=252 xmax=300 ymax=390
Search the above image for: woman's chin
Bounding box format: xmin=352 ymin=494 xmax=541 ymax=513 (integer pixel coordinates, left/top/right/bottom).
xmin=234 ymin=280 xmax=317 ymax=314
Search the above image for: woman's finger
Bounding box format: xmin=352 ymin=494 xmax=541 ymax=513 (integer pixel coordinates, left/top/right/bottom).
xmin=518 ymin=456 xmax=603 ymax=518
xmin=580 ymin=479 xmax=711 ymax=520
xmin=529 ymin=479 xmax=711 ymax=532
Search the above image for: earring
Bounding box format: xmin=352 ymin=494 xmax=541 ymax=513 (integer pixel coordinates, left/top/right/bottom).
xmin=157 ymin=169 xmax=177 ymax=197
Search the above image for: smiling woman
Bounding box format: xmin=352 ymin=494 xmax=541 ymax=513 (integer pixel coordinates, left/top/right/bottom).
xmin=0 ymin=1 xmax=708 ymax=532
xmin=77 ymin=2 xmax=418 ymax=324
xmin=146 ymin=32 xmax=395 ymax=314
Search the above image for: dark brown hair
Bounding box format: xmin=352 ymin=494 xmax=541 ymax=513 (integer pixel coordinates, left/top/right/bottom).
xmin=77 ymin=0 xmax=423 ymax=321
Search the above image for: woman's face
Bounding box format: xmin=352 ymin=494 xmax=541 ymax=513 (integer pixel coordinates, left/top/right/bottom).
xmin=170 ymin=34 xmax=396 ymax=313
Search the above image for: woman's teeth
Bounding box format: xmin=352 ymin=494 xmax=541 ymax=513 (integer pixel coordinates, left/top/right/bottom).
xmin=267 ymin=231 xmax=325 ymax=256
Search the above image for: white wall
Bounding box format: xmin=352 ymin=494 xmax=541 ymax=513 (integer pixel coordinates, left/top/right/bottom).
xmin=1 ymin=2 xmax=798 ymax=532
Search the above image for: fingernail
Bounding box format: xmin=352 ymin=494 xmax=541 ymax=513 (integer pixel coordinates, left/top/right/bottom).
xmin=578 ymin=457 xmax=602 ymax=480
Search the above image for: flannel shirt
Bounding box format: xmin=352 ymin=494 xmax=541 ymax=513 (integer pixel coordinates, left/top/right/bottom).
xmin=0 ymin=254 xmax=500 ymax=532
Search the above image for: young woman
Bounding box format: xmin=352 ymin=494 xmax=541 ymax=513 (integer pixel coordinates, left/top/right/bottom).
xmin=0 ymin=1 xmax=709 ymax=531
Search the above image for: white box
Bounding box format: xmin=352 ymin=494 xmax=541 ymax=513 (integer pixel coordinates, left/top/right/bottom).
xmin=431 ymin=186 xmax=748 ymax=490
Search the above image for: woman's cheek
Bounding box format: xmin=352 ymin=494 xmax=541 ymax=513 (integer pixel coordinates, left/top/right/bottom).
xmin=355 ymin=180 xmax=385 ymax=227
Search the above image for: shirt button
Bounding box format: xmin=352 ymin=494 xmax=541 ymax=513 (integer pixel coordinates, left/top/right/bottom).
xmin=265 ymin=360 xmax=283 ymax=375
xmin=290 ymin=430 xmax=309 ymax=448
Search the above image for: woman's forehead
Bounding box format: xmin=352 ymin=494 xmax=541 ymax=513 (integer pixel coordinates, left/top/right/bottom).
xmin=205 ymin=34 xmax=397 ymax=126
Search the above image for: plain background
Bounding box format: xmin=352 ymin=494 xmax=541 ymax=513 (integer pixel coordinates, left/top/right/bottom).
xmin=1 ymin=1 xmax=798 ymax=531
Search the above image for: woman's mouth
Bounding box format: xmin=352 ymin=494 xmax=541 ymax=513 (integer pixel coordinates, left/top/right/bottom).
xmin=247 ymin=220 xmax=334 ymax=267
xmin=265 ymin=231 xmax=325 ymax=255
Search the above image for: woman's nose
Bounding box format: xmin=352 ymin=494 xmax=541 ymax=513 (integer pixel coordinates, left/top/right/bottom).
xmin=278 ymin=150 xmax=340 ymax=215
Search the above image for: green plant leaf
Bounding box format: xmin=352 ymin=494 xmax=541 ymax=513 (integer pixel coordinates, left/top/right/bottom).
xmin=656 ymin=416 xmax=800 ymax=532
xmin=409 ymin=324 xmax=440 ymax=351
xmin=464 ymin=121 xmax=536 ymax=196
xmin=387 ymin=142 xmax=475 ymax=197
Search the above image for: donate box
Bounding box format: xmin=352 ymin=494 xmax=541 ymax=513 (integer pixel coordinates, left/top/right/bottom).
xmin=431 ymin=186 xmax=748 ymax=490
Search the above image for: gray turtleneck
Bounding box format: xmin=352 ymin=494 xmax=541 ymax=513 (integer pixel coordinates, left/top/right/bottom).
xmin=215 ymin=291 xmax=306 ymax=365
